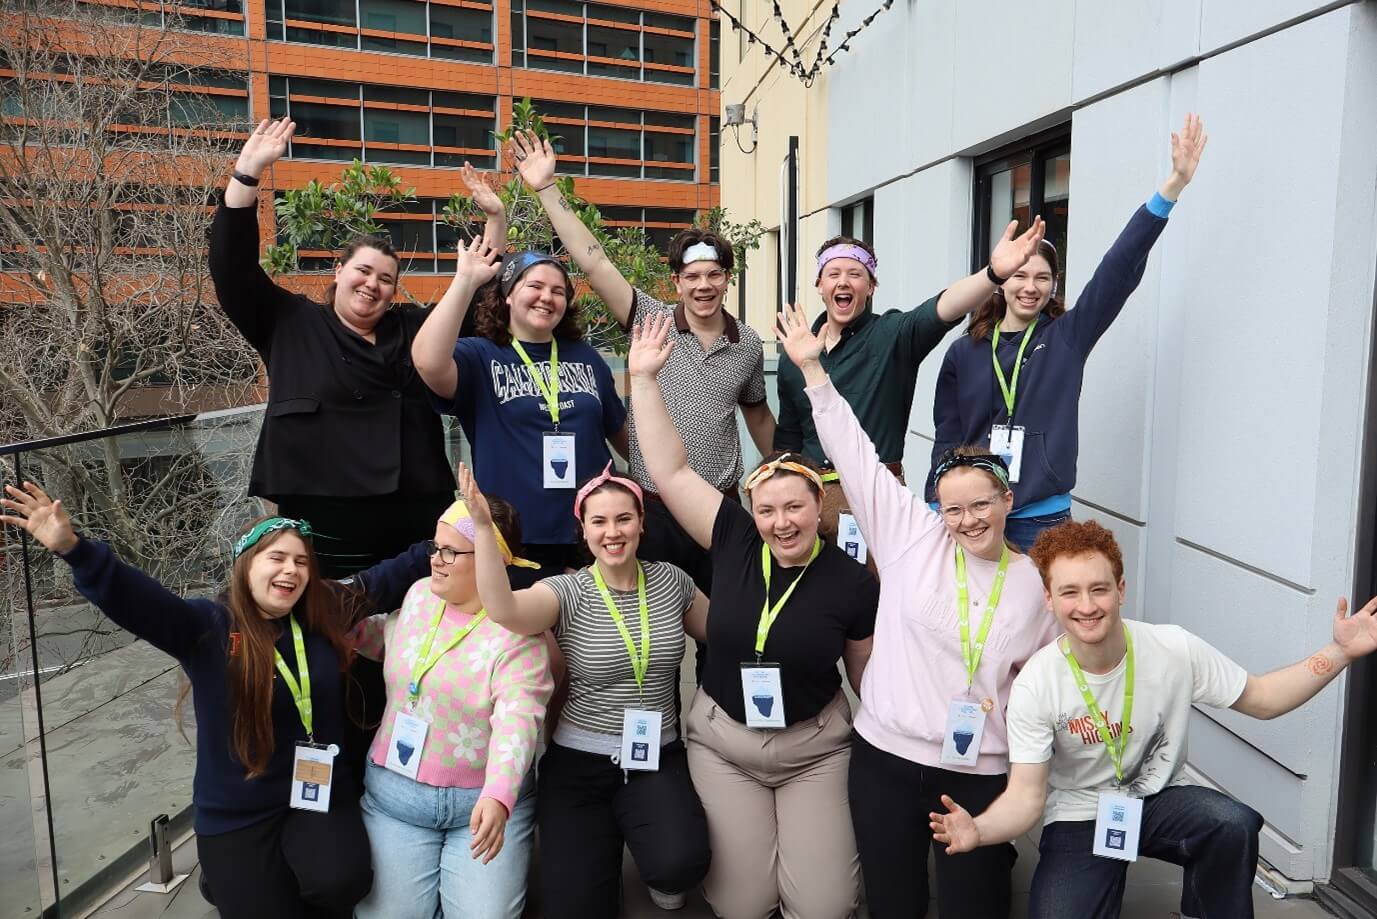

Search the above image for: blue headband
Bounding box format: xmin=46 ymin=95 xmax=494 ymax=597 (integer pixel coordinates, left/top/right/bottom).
xmin=233 ymin=517 xmax=313 ymax=559
xmin=500 ymin=251 xmax=569 ymax=297
xmin=932 ymin=451 xmax=1011 ymax=490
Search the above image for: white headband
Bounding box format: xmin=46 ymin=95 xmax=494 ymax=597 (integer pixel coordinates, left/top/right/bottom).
xmin=681 ymin=242 xmax=721 ymax=266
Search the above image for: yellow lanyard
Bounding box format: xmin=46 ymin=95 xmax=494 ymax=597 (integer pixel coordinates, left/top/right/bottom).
xmin=407 ymin=603 xmax=487 ymax=702
xmin=1060 ymin=625 xmax=1135 ymax=784
xmin=511 ymin=339 xmax=561 ymax=428
xmin=754 ymin=539 xmax=821 ymax=658
xmin=273 ymin=615 xmax=313 ymax=740
xmin=955 ymin=545 xmax=1009 ymax=687
xmin=591 ymin=563 xmax=651 ymax=693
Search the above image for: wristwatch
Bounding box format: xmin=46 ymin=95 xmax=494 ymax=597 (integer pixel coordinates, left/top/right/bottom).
xmin=230 ymin=170 xmax=260 ymax=188
xmin=986 ymin=264 xmax=1008 ymax=285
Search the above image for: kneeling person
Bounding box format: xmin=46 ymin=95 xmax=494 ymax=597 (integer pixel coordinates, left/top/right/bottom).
xmin=931 ymin=520 xmax=1377 ymax=919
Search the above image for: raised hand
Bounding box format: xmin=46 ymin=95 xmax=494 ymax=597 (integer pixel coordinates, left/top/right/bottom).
xmin=0 ymin=482 xmax=79 ymax=554
xmin=469 ymin=797 xmax=508 ymax=864
xmin=627 ymin=311 xmax=675 ymax=379
xmin=776 ymin=301 xmax=826 ymax=368
xmin=462 ymin=161 xmax=504 ymax=217
xmin=455 ymin=235 xmax=501 ymax=285
xmin=929 ymin=794 xmax=981 ymax=855
xmin=988 ymin=216 xmax=1047 ymax=281
xmin=1166 ymin=113 xmax=1207 ymax=194
xmin=457 ymin=463 xmax=494 ymax=528
xmin=235 ymin=118 xmax=295 ymax=180
xmin=509 ymin=130 xmax=557 ymax=191
xmin=1334 ymin=595 xmax=1377 ymax=662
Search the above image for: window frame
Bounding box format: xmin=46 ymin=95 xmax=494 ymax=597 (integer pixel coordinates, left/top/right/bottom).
xmin=970 ymin=124 xmax=1071 ymax=273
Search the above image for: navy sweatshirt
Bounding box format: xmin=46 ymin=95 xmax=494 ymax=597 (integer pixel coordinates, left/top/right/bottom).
xmin=928 ymin=202 xmax=1170 ymax=511
xmin=61 ymin=537 xmax=429 ymax=835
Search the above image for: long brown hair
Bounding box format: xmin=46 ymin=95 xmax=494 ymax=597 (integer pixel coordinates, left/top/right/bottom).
xmin=177 ymin=522 xmax=356 ymax=779
xmin=472 ymin=276 xmax=584 ymax=346
xmin=966 ymin=241 xmax=1064 ymax=341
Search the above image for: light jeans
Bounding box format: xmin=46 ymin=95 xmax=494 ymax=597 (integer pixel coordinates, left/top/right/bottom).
xmin=355 ymin=762 xmax=537 ymax=919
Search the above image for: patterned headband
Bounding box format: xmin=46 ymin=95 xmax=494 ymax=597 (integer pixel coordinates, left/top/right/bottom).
xmin=439 ymin=499 xmax=540 ymax=569
xmin=932 ymin=451 xmax=1011 ymax=490
xmin=742 ymin=453 xmax=826 ymax=494
xmin=233 ymin=517 xmax=312 ymax=559
xmin=681 ymin=242 xmax=721 ymax=266
xmin=816 ymin=244 xmax=878 ymax=280
xmin=500 ymin=250 xmax=569 ymax=297
xmin=573 ymin=462 xmax=645 ymax=521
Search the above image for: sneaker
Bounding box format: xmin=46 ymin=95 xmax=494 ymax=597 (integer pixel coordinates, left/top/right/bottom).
xmin=647 ymin=886 xmax=686 ymax=910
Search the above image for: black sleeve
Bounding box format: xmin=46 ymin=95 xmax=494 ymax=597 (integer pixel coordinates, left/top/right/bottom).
xmin=844 ymin=566 xmax=880 ymax=641
xmin=710 ymin=497 xmax=760 ymax=559
xmin=208 ymin=201 xmax=294 ymax=354
xmin=341 ymin=540 xmax=432 ymax=621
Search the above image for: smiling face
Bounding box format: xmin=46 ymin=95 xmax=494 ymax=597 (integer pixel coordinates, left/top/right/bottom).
xmin=427 ymin=523 xmax=478 ymax=605
xmin=1045 ymin=551 xmax=1126 ymax=648
xmin=1000 ymin=253 xmax=1055 ymax=327
xmin=246 ymin=531 xmax=311 ymax=619
xmin=935 ymin=467 xmax=1013 ymax=560
xmin=816 ymin=257 xmax=875 ymax=328
xmin=672 ymin=261 xmax=729 ymax=321
xmin=580 ymin=488 xmax=643 ymax=569
xmin=332 ymin=246 xmax=398 ymax=333
xmin=749 ymin=474 xmax=821 ymax=567
xmin=507 ymin=263 xmax=569 ymax=340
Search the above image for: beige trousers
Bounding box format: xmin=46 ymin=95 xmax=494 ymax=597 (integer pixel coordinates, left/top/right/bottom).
xmin=684 ymin=688 xmax=860 ymax=919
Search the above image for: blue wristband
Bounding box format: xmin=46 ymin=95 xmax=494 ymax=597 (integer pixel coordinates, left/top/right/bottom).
xmin=1146 ymin=192 xmax=1176 ymax=218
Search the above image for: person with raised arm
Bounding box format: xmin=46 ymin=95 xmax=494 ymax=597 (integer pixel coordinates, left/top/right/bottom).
xmin=456 ymin=462 xmax=710 ymax=916
xmin=775 ymin=301 xmax=1059 ymax=918
xmin=0 ymin=482 xmax=430 ymax=919
xmin=509 ymin=130 xmax=771 ymax=595
xmin=626 ymin=312 xmax=878 ymax=918
xmin=929 ymin=115 xmax=1208 ymax=550
xmin=929 ymin=519 xmax=1377 ymax=919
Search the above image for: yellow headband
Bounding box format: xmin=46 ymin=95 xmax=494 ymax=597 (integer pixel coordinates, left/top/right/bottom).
xmin=742 ymin=454 xmax=826 ymax=494
xmin=439 ymin=499 xmax=541 ymax=569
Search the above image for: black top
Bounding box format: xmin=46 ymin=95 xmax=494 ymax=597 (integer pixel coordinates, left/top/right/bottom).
xmin=61 ymin=536 xmax=430 ymax=835
xmin=209 ymin=202 xmax=454 ymax=501
xmin=703 ymin=500 xmax=879 ymax=725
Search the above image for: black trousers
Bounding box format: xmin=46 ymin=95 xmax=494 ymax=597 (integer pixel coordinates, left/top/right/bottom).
xmin=196 ymin=800 xmax=372 ymax=919
xmin=849 ymin=732 xmax=1016 ymax=918
xmin=537 ymin=739 xmax=710 ymax=919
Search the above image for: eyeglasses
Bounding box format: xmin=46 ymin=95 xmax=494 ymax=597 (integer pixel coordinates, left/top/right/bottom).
xmin=938 ymin=493 xmax=1006 ymax=523
xmin=679 ymin=269 xmax=727 ymax=285
xmin=426 ymin=540 xmax=475 ymax=565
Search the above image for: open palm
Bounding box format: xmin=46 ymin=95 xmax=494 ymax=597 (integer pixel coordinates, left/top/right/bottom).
xmin=462 ymin=162 xmax=504 ymax=217
xmin=929 ymin=795 xmax=980 ymax=855
xmin=1334 ymin=596 xmax=1377 ymax=660
xmin=0 ymin=482 xmax=78 ymax=554
xmin=510 ymin=130 xmax=557 ymax=190
xmin=627 ymin=312 xmax=675 ymax=379
xmin=235 ymin=118 xmax=295 ymax=176
xmin=776 ymin=301 xmax=825 ymax=367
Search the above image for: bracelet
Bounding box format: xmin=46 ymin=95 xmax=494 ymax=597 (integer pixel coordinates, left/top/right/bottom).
xmin=985 ymin=264 xmax=1008 ymax=285
xmin=230 ymin=169 xmax=260 ymax=188
xmin=534 ymin=181 xmax=556 ymax=192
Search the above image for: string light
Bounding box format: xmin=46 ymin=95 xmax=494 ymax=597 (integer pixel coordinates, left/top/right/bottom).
xmin=709 ymin=0 xmax=894 ymax=85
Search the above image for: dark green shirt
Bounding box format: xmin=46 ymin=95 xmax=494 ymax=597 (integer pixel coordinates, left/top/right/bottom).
xmin=774 ymin=294 xmax=954 ymax=465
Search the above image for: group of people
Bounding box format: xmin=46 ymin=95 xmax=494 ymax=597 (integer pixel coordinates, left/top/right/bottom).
xmin=5 ymin=109 xmax=1377 ymax=919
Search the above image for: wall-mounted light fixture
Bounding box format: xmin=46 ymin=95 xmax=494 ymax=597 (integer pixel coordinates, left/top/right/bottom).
xmin=724 ymin=102 xmax=758 ymax=154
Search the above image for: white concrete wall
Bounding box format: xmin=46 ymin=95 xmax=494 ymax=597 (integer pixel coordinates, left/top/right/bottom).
xmin=818 ymin=0 xmax=1377 ymax=882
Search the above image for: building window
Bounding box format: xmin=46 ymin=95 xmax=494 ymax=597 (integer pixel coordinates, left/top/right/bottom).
xmin=534 ymin=100 xmax=695 ymax=182
xmin=97 ymin=0 xmax=247 ymax=35
xmin=278 ymin=194 xmax=489 ymax=273
xmin=272 ymin=77 xmax=497 ymax=168
xmin=266 ymin=0 xmax=495 ymax=64
xmin=595 ymin=205 xmax=695 ymax=251
xmin=972 ymin=126 xmax=1071 ymax=272
xmin=709 ymin=18 xmax=719 ymax=89
xmin=840 ymin=196 xmax=873 ymax=245
xmin=514 ymin=1 xmax=696 ymax=86
xmin=709 ymin=115 xmax=719 ymax=183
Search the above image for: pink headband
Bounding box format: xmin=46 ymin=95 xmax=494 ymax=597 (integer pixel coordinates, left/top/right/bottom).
xmin=573 ymin=461 xmax=644 ymax=520
xmin=817 ymin=244 xmax=878 ymax=280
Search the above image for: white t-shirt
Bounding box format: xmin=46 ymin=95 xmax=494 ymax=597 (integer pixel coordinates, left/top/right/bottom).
xmin=1006 ymin=619 xmax=1248 ymax=824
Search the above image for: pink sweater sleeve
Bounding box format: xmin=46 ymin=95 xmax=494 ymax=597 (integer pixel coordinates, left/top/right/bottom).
xmin=479 ymin=635 xmax=554 ymax=814
xmin=806 ymin=378 xmax=943 ymax=569
xmin=351 ymin=613 xmax=387 ymax=662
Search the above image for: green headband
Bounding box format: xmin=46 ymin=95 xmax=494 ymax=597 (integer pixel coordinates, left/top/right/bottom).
xmin=933 ymin=451 xmax=1011 ymax=491
xmin=233 ymin=517 xmax=313 ymax=559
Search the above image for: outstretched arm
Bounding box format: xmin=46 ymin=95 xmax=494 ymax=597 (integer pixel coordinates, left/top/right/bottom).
xmin=412 ymin=236 xmax=502 ymax=400
xmin=1232 ymin=595 xmax=1377 ymax=720
xmin=626 ymin=313 xmax=723 ymax=550
xmin=930 ymin=761 xmax=1050 ymax=853
xmin=934 ymin=217 xmax=1047 ymax=322
xmin=510 ymin=131 xmax=634 ymax=325
xmin=462 ymin=161 xmax=508 ymax=253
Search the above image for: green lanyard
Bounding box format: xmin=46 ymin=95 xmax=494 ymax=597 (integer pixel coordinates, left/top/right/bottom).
xmin=273 ymin=614 xmax=314 ymax=740
xmin=511 ymin=339 xmax=561 ymax=428
xmin=991 ymin=316 xmax=1039 ymax=422
xmin=591 ymin=562 xmax=651 ymax=693
xmin=407 ymin=602 xmax=488 ymax=703
xmin=1060 ymin=625 xmax=1135 ymax=784
xmin=955 ymin=544 xmax=1010 ymax=687
xmin=755 ymin=539 xmax=822 ymax=658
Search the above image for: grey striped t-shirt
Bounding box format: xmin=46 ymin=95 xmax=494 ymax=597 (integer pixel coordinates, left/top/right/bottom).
xmin=545 ymin=561 xmax=693 ymax=747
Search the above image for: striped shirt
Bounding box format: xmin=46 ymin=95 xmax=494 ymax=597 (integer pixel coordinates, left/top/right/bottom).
xmin=544 ymin=561 xmax=694 ymax=753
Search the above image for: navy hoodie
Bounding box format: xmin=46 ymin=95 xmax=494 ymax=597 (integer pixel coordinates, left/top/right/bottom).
xmin=928 ymin=202 xmax=1170 ymax=511
xmin=61 ymin=536 xmax=429 ymax=834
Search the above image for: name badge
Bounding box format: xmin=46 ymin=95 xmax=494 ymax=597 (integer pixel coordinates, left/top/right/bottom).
xmin=290 ymin=743 xmax=338 ymax=812
xmin=837 ymin=513 xmax=868 ymax=565
xmin=1092 ymin=791 xmax=1143 ymax=861
xmin=939 ymin=697 xmax=988 ymax=767
xmin=543 ymin=432 xmax=576 ymax=489
xmin=619 ymin=709 xmax=662 ymax=771
xmin=989 ymin=425 xmax=1025 ymax=484
xmin=740 ymin=662 xmax=786 ymax=729
xmin=384 ymin=710 xmax=429 ymax=780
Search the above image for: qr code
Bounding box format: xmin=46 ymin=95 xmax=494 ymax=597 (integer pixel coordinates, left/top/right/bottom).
xmin=1111 ymin=804 xmax=1126 ymax=823
xmin=1106 ymin=829 xmax=1126 ymax=850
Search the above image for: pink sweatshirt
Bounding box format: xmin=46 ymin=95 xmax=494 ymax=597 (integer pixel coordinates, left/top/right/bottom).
xmin=353 ymin=580 xmax=553 ymax=812
xmin=808 ymin=380 xmax=1058 ymax=773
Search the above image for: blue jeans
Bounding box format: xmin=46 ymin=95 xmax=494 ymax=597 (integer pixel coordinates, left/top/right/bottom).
xmin=355 ymin=762 xmax=538 ymax=919
xmin=1029 ymin=784 xmax=1264 ymax=919
xmin=1004 ymin=510 xmax=1072 ymax=553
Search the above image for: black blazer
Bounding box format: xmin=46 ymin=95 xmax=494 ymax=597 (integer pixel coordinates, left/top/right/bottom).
xmin=209 ymin=202 xmax=453 ymax=501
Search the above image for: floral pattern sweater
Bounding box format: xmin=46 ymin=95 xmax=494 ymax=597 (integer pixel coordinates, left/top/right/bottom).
xmin=354 ymin=579 xmax=553 ymax=813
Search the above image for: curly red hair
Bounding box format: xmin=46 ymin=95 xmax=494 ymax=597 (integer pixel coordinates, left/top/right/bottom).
xmin=1028 ymin=520 xmax=1124 ymax=589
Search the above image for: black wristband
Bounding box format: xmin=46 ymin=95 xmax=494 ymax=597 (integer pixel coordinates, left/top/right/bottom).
xmin=534 ymin=181 xmax=556 ymax=192
xmin=986 ymin=263 xmax=1008 ymax=285
xmin=230 ymin=169 xmax=260 ymax=188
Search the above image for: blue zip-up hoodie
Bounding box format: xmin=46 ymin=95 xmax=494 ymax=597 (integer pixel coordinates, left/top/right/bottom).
xmin=928 ymin=199 xmax=1172 ymax=512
